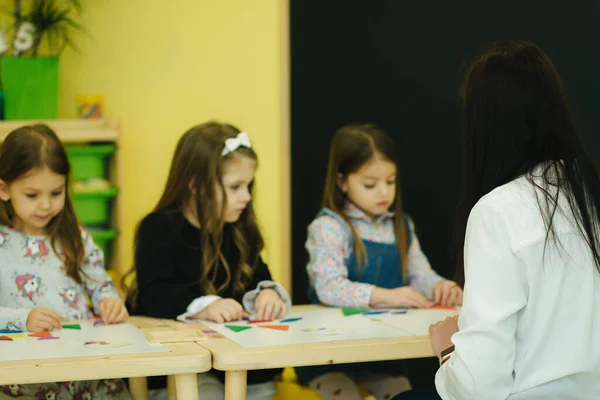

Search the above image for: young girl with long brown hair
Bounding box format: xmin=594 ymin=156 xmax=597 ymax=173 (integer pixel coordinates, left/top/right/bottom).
xmin=126 ymin=122 xmax=290 ymax=400
xmin=296 ymin=124 xmax=462 ymax=400
xmin=0 ymin=124 xmax=130 ymax=400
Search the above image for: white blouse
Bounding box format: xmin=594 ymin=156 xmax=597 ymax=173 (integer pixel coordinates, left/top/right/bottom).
xmin=436 ymin=171 xmax=600 ymax=399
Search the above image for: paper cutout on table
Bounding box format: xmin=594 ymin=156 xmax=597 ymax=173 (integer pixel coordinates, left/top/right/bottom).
xmin=247 ymin=319 xmax=272 ymax=324
xmin=6 ymin=334 xmax=24 ymax=339
xmin=85 ymin=341 xmax=108 ymax=345
xmin=202 ymin=329 xmax=217 ymax=334
xmin=430 ymin=304 xmax=455 ymax=311
xmin=225 ymin=325 xmax=252 ymax=333
xmin=38 ymin=336 xmax=60 ymax=340
xmin=0 ymin=329 xmax=21 ymax=334
xmin=0 ymin=335 xmax=13 ymax=341
xmin=342 ymin=308 xmax=367 ymax=316
xmin=93 ymin=319 xmax=104 ymax=326
xmin=258 ymin=324 xmax=289 ymax=332
xmin=28 ymin=331 xmax=52 ymax=338
xmin=364 ymin=311 xmax=388 ymax=315
xmin=391 ymin=311 xmax=408 ymax=315
xmin=301 ymin=327 xmax=327 ymax=332
xmin=62 ymin=324 xmax=81 ymax=330
xmin=280 ymin=317 xmax=302 ymax=323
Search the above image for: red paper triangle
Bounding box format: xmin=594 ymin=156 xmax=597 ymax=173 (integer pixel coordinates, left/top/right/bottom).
xmin=247 ymin=319 xmax=273 ymax=324
xmin=431 ymin=304 xmax=455 ymax=310
xmin=259 ymin=324 xmax=289 ymax=331
xmin=0 ymin=335 xmax=13 ymax=341
xmin=28 ymin=331 xmax=52 ymax=338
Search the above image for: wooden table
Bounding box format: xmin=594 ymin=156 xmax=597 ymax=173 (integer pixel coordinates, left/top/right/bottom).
xmin=0 ymin=316 xmax=212 ymax=400
xmin=188 ymin=305 xmax=437 ymax=400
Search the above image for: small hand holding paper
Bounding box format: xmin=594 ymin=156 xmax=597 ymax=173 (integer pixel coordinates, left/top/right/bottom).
xmin=193 ymin=299 xmax=249 ymax=323
xmin=99 ymin=297 xmax=129 ymax=324
xmin=254 ymin=288 xmax=286 ymax=320
xmin=433 ymin=279 xmax=463 ymax=306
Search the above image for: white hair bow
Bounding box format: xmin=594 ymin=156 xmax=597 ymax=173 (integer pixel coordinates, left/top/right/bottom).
xmin=222 ymin=132 xmax=252 ymax=156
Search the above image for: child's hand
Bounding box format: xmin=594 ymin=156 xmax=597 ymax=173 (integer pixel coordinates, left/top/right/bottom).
xmin=99 ymin=297 xmax=129 ymax=324
xmin=26 ymin=307 xmax=63 ymax=332
xmin=194 ymin=299 xmax=249 ymax=323
xmin=254 ymin=288 xmax=286 ymax=320
xmin=388 ymin=287 xmax=434 ymax=308
xmin=433 ymin=280 xmax=463 ymax=306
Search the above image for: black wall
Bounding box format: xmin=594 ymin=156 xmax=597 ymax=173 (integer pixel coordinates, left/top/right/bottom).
xmin=291 ymin=0 xmax=600 ymax=387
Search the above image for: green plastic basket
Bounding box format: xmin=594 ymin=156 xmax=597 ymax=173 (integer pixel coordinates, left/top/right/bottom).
xmin=73 ymin=187 xmax=118 ymax=225
xmin=66 ymin=145 xmax=116 ymax=181
xmin=89 ymin=229 xmax=117 ymax=260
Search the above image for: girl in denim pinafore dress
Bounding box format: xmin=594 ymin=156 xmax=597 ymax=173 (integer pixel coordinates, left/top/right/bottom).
xmin=297 ymin=124 xmax=463 ymax=400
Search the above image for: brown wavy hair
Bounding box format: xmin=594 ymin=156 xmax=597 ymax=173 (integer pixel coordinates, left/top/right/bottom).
xmin=124 ymin=122 xmax=263 ymax=299
xmin=321 ymin=124 xmax=409 ymax=279
xmin=0 ymin=124 xmax=86 ymax=283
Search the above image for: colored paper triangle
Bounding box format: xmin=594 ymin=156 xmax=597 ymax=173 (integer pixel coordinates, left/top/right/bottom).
xmin=6 ymin=334 xmax=24 ymax=339
xmin=0 ymin=329 xmax=21 ymax=334
xmin=29 ymin=331 xmax=52 ymax=338
xmin=62 ymin=324 xmax=81 ymax=330
xmin=431 ymin=304 xmax=455 ymax=311
xmin=364 ymin=311 xmax=388 ymax=315
xmin=0 ymin=335 xmax=13 ymax=341
xmin=341 ymin=308 xmax=367 ymax=316
xmin=38 ymin=336 xmax=60 ymax=340
xmin=247 ymin=319 xmax=273 ymax=324
xmin=259 ymin=324 xmax=289 ymax=331
xmin=225 ymin=325 xmax=252 ymax=333
xmin=280 ymin=317 xmax=302 ymax=323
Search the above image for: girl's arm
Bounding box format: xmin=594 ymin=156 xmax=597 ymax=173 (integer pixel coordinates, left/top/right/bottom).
xmin=406 ymin=217 xmax=444 ymax=298
xmin=241 ymin=254 xmax=292 ymax=314
xmin=306 ymin=216 xmax=374 ymax=309
xmin=80 ymin=230 xmax=121 ymax=314
xmin=134 ymin=213 xmax=203 ymax=319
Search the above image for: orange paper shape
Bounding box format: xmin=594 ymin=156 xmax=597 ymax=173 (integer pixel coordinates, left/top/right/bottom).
xmin=258 ymin=324 xmax=289 ymax=331
xmin=431 ymin=304 xmax=455 ymax=310
xmin=0 ymin=335 xmax=13 ymax=341
xmin=28 ymin=331 xmax=52 ymax=338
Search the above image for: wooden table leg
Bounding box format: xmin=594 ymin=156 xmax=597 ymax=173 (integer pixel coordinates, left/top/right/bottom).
xmin=174 ymin=373 xmax=199 ymax=400
xmin=225 ymin=370 xmax=247 ymax=400
xmin=167 ymin=375 xmax=177 ymax=400
xmin=128 ymin=376 xmax=149 ymax=400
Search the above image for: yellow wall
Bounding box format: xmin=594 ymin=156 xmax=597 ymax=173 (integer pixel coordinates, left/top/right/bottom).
xmin=58 ymin=1 xmax=290 ymax=288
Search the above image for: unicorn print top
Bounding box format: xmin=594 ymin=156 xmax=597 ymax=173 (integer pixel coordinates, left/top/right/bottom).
xmin=0 ymin=224 xmax=120 ymax=331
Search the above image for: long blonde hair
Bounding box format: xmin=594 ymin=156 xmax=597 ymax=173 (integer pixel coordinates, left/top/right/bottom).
xmin=322 ymin=124 xmax=409 ymax=278
xmin=124 ymin=122 xmax=263 ymax=299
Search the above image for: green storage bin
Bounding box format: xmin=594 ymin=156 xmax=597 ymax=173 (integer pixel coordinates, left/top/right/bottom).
xmin=73 ymin=187 xmax=118 ymax=225
xmin=66 ymin=145 xmax=116 ymax=181
xmin=89 ymin=229 xmax=117 ymax=259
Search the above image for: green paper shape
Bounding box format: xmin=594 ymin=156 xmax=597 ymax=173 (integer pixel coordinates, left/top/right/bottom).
xmin=342 ymin=308 xmax=367 ymax=316
xmin=225 ymin=325 xmax=252 ymax=333
xmin=62 ymin=324 xmax=81 ymax=330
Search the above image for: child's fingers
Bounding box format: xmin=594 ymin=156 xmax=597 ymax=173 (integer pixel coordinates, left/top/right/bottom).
xmin=242 ymin=310 xmax=250 ymax=319
xmin=41 ymin=310 xmax=63 ymax=330
xmin=442 ymin=287 xmax=452 ymax=306
xmin=433 ymin=286 xmax=442 ymax=305
xmin=108 ymin=304 xmax=121 ymax=324
xmin=264 ymin=302 xmax=275 ymax=320
xmin=114 ymin=307 xmax=128 ymax=323
xmin=38 ymin=314 xmax=60 ymax=331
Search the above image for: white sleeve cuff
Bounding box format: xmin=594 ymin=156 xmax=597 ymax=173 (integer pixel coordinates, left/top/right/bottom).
xmin=242 ymin=280 xmax=292 ymax=316
xmin=176 ymin=295 xmax=221 ymax=321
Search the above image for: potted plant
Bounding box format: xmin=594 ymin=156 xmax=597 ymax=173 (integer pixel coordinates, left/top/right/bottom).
xmin=0 ymin=0 xmax=85 ymax=119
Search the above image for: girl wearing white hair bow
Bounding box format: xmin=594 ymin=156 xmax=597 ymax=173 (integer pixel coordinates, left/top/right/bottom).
xmin=125 ymin=122 xmax=290 ymax=400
